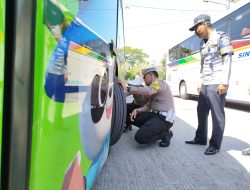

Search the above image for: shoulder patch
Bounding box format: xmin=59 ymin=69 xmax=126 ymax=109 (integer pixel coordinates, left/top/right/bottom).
xmin=218 ymin=32 xmax=234 ymax=55
xmin=152 ymin=80 xmax=160 ymax=90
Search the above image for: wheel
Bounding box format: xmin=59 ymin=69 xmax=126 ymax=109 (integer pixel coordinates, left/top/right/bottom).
xmin=110 ymin=77 xmax=127 ymax=146
xmin=179 ymin=81 xmax=190 ymax=99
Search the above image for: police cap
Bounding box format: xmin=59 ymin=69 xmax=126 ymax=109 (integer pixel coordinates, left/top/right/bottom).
xmin=189 ymin=14 xmax=211 ymax=31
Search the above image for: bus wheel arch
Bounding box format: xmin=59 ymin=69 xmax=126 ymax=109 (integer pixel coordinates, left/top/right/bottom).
xmin=179 ymin=81 xmax=190 ymax=99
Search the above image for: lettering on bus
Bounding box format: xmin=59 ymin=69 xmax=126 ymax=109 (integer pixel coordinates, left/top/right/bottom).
xmin=238 ymin=51 xmax=250 ymax=58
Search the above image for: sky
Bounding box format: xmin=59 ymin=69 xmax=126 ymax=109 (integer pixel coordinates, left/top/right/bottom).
xmin=122 ymin=0 xmax=249 ymax=64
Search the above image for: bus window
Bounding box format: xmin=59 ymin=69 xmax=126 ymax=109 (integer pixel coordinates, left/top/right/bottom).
xmin=213 ymin=17 xmax=228 ymax=34
xmin=229 ymin=3 xmax=250 ymax=41
xmin=77 ymin=0 xmax=117 ymax=43
xmin=169 ymin=45 xmax=179 ymax=62
xmin=179 ymin=35 xmax=200 ymax=59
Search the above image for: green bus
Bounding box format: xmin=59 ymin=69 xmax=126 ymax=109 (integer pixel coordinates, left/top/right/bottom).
xmin=0 ymin=0 xmax=126 ymax=189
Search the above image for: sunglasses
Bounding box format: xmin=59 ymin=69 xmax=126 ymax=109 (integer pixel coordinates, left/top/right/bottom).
xmin=194 ymin=22 xmax=204 ymax=31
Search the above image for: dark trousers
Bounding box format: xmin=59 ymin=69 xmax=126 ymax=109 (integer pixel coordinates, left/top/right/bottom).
xmin=126 ymin=101 xmax=140 ymax=126
xmin=131 ymin=112 xmax=173 ymax=144
xmin=195 ymin=84 xmax=226 ymax=149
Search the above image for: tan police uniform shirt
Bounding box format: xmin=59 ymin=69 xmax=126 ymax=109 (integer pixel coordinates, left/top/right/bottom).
xmin=129 ymin=79 xmax=175 ymax=122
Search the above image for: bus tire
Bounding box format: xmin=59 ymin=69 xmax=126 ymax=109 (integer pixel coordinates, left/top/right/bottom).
xmin=179 ymin=81 xmax=190 ymax=99
xmin=110 ymin=77 xmax=126 ymax=146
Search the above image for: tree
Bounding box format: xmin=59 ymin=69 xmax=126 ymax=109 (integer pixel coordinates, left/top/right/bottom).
xmin=121 ymin=46 xmax=149 ymax=65
xmin=158 ymin=54 xmax=166 ymax=80
xmin=118 ymin=46 xmax=150 ymax=80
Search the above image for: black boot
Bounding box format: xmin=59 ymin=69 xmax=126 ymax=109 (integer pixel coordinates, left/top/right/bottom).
xmin=124 ymin=124 xmax=132 ymax=132
xmin=159 ymin=130 xmax=173 ymax=147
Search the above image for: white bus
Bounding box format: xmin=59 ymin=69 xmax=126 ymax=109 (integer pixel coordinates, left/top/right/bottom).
xmin=166 ymin=2 xmax=250 ymax=104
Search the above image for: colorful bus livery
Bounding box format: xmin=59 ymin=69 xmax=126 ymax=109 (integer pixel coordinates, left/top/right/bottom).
xmin=232 ymin=38 xmax=250 ymax=59
xmin=1 ymin=0 xmax=126 ymax=190
xmin=166 ymin=2 xmax=250 ymax=104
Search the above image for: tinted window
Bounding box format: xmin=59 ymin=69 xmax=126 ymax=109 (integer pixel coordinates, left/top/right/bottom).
xmin=228 ymin=3 xmax=250 ymax=41
xmin=179 ymin=35 xmax=200 ymax=59
xmin=213 ymin=18 xmax=228 ymax=34
xmin=77 ymin=0 xmax=117 ymax=43
xmin=169 ymin=45 xmax=179 ymax=62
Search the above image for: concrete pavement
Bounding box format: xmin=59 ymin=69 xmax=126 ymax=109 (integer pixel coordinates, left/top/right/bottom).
xmin=92 ymin=97 xmax=250 ymax=190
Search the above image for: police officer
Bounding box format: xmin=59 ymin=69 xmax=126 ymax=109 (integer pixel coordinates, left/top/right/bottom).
xmin=185 ymin=14 xmax=234 ymax=155
xmin=119 ymin=67 xmax=175 ymax=147
xmin=124 ymin=77 xmax=149 ymax=132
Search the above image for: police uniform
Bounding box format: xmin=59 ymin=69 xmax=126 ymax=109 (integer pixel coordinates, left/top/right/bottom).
xmin=127 ymin=67 xmax=175 ymax=145
xmin=195 ymin=30 xmax=233 ymax=150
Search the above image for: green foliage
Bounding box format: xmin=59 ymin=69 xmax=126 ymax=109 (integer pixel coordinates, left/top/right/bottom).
xmin=121 ymin=46 xmax=149 ymax=65
xmin=117 ymin=46 xmax=167 ymax=81
xmin=118 ymin=46 xmax=150 ymax=79
xmin=124 ymin=70 xmax=135 ymax=80
xmin=159 ymin=54 xmax=166 ymax=80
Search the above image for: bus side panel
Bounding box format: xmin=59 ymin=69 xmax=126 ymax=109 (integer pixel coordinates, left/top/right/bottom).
xmin=0 ymin=0 xmax=5 ymax=183
xmin=29 ymin=0 xmax=117 ymax=189
xmin=166 ymin=66 xmax=180 ymax=96
xmin=228 ymin=43 xmax=250 ymax=103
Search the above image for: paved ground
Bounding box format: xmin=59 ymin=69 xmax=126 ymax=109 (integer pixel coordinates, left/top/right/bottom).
xmin=92 ymin=97 xmax=250 ymax=190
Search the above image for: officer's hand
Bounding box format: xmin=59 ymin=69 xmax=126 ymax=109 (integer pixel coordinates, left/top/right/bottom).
xmin=130 ymin=109 xmax=138 ymax=121
xmin=217 ymin=84 xmax=228 ymax=95
xmin=118 ymin=79 xmax=128 ymax=91
xmin=197 ymin=84 xmax=201 ymax=94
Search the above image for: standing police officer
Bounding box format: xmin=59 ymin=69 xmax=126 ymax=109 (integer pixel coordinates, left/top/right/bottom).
xmin=119 ymin=67 xmax=175 ymax=147
xmin=185 ymin=14 xmax=234 ymax=155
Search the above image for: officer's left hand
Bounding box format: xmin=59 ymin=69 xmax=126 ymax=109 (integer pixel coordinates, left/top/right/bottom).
xmin=130 ymin=109 xmax=138 ymax=121
xmin=217 ymin=84 xmax=229 ymax=95
xmin=118 ymin=79 xmax=128 ymax=91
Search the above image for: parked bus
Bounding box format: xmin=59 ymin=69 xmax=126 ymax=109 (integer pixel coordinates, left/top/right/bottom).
xmin=166 ymin=2 xmax=250 ymax=104
xmin=0 ymin=0 xmax=126 ymax=189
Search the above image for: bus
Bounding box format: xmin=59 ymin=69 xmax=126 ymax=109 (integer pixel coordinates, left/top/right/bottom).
xmin=166 ymin=2 xmax=250 ymax=104
xmin=0 ymin=0 xmax=127 ymax=189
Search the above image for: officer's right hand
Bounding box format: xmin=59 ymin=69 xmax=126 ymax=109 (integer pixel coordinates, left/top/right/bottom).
xmin=130 ymin=109 xmax=138 ymax=121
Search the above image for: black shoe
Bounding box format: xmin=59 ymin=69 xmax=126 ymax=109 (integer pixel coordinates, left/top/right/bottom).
xmin=159 ymin=131 xmax=173 ymax=147
xmin=204 ymin=146 xmax=219 ymax=155
xmin=123 ymin=124 xmax=132 ymax=132
xmin=185 ymin=139 xmax=207 ymax=145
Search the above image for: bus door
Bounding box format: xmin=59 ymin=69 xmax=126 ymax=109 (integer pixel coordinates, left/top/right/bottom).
xmin=1 ymin=0 xmax=36 ymax=189
xmin=167 ymin=45 xmax=180 ymax=95
xmin=0 ymin=0 xmax=6 ymax=187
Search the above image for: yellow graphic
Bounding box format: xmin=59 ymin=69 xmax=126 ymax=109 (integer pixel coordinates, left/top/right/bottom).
xmin=0 ymin=32 xmax=4 ymax=42
xmin=152 ymin=80 xmax=160 ymax=90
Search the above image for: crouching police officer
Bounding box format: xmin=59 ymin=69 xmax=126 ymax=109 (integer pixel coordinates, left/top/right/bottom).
xmin=119 ymin=67 xmax=175 ymax=147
